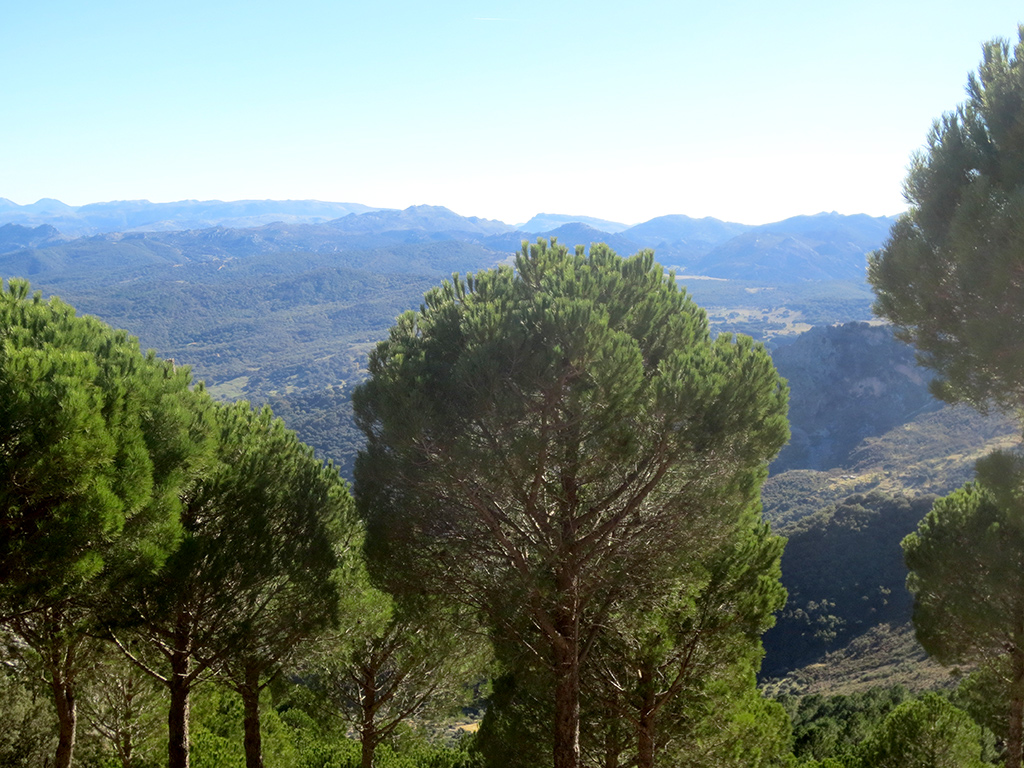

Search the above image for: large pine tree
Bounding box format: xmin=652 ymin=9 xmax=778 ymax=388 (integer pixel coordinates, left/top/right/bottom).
xmin=868 ymin=26 xmax=1024 ymax=413
xmin=354 ymin=239 xmax=789 ymax=768
xmin=0 ymin=278 xmax=203 ymax=768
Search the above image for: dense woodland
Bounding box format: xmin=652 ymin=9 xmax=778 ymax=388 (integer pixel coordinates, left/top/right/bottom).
xmin=7 ymin=27 xmax=1024 ymax=768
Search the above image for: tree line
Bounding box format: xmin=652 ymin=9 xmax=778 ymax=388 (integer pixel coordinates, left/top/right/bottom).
xmin=0 ymin=276 xmax=366 ymax=768
xmin=0 ymin=278 xmax=491 ymax=768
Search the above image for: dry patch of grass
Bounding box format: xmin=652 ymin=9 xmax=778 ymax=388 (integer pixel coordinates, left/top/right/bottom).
xmin=764 ymin=406 xmax=1020 ymax=528
xmin=706 ymin=306 xmax=813 ymax=339
xmin=206 ymin=375 xmax=251 ymax=400
xmin=761 ymin=623 xmax=958 ymax=698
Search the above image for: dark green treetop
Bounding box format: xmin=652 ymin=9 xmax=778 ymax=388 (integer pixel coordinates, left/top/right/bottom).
xmin=116 ymin=399 xmax=356 ymax=768
xmin=0 ymin=278 xmax=199 ymax=604
xmin=585 ymin=510 xmax=787 ymax=768
xmin=868 ymin=26 xmax=1024 ymax=413
xmin=0 ymin=277 xmax=207 ymax=768
xmin=857 ymin=693 xmax=990 ymax=768
xmin=902 ymin=452 xmax=1024 ymax=665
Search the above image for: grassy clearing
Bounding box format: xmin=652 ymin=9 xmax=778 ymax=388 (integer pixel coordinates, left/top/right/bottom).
xmin=762 ymin=623 xmax=957 ymax=698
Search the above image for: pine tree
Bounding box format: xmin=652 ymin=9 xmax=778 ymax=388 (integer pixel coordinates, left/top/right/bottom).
xmin=354 ymin=239 xmax=788 ymax=768
xmin=868 ymin=26 xmax=1024 ymax=413
xmin=0 ymin=279 xmax=202 ymax=768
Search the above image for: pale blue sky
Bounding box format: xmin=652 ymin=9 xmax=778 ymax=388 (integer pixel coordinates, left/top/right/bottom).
xmin=2 ymin=1 xmax=1022 ymax=225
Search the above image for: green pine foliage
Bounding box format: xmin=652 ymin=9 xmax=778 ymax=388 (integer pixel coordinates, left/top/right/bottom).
xmin=869 ymin=25 xmax=1024 ymax=412
xmin=0 ymin=665 xmax=58 ymax=767
xmin=8 ymin=185 xmax=1024 ymax=767
xmin=779 ymin=686 xmax=911 ymax=762
xmin=856 ymin=693 xmax=992 ymax=768
xmin=902 ymin=451 xmax=1024 ymax=768
xmin=112 ymin=398 xmax=361 ymax=768
xmin=0 ymin=277 xmax=205 ymax=768
xmin=0 ymin=278 xmax=196 ymax=607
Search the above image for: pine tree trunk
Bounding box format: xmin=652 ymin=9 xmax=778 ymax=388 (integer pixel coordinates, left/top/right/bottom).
xmin=241 ymin=661 xmax=264 ymax=768
xmin=602 ymin=711 xmax=622 ymax=768
xmin=1008 ymin=646 xmax=1024 ymax=768
xmin=361 ymin=664 xmax=378 ymax=768
xmin=51 ymin=674 xmax=77 ymax=768
xmin=31 ymin=616 xmax=82 ymax=768
xmin=552 ymin=573 xmax=581 ymax=768
xmin=552 ymin=642 xmax=581 ymax=768
xmin=168 ymin=651 xmax=191 ymax=768
xmin=361 ymin=726 xmax=377 ymax=768
xmin=114 ymin=667 xmax=140 ymax=768
xmin=118 ymin=729 xmax=134 ymax=768
xmin=636 ymin=666 xmax=657 ymax=768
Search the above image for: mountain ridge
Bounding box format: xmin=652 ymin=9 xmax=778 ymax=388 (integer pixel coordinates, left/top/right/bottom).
xmin=0 ymin=198 xmax=384 ymax=236
xmin=0 ymin=199 xmax=901 ymax=284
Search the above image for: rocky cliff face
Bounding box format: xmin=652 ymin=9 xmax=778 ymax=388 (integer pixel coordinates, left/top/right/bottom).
xmin=772 ymin=322 xmax=939 ymax=472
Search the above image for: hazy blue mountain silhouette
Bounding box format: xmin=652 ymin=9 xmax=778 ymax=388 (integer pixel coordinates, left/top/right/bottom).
xmin=686 ymin=212 xmax=898 ymax=282
xmin=326 ymin=204 xmax=512 ymax=236
xmin=622 ymin=214 xmax=751 ymax=246
xmin=0 ymin=198 xmax=382 ymax=236
xmin=0 ymin=199 xmax=900 ymax=284
xmin=518 ymin=213 xmax=631 ymax=234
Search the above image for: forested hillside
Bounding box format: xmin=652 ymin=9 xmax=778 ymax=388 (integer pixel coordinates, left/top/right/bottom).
xmin=761 ymin=325 xmax=1017 ymax=689
xmin=0 ymin=207 xmax=890 ymax=401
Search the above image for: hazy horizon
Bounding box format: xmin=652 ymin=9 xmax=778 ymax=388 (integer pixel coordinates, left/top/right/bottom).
xmin=0 ymin=195 xmax=905 ymax=230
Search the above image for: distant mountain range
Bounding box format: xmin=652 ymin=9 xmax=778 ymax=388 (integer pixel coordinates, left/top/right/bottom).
xmin=0 ymin=198 xmax=381 ymax=237
xmin=0 ymin=198 xmax=900 ymax=284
